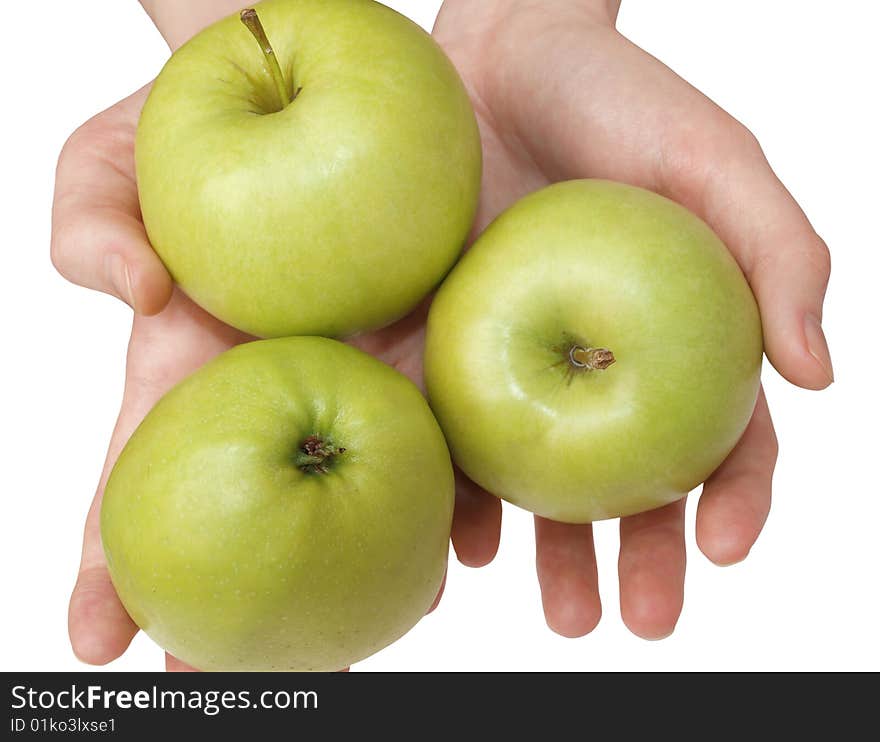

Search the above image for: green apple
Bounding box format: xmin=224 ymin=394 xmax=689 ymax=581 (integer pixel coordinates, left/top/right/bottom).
xmin=424 ymin=180 xmax=763 ymax=523
xmin=101 ymin=337 xmax=454 ymax=671
xmin=136 ymin=0 xmax=481 ymax=338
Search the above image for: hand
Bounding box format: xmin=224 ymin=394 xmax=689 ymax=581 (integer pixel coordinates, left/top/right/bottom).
xmin=51 ymin=87 xmax=439 ymax=671
xmin=431 ymin=0 xmax=832 ymax=639
xmin=52 ymin=88 xmax=247 ymax=669
xmin=52 ymin=0 xmax=833 ymax=670
xmin=54 ymin=0 xmax=470 ymax=671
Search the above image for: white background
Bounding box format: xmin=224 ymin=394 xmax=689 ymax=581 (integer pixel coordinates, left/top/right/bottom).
xmin=2 ymin=1 xmax=878 ymax=671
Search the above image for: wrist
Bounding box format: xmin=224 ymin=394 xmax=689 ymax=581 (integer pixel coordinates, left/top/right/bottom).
xmin=438 ymin=0 xmax=620 ymax=28
xmin=139 ymin=0 xmax=244 ymax=51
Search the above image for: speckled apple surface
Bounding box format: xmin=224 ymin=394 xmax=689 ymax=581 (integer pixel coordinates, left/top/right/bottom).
xmin=425 ymin=180 xmax=763 ymax=523
xmin=136 ymin=0 xmax=481 ymax=337
xmin=102 ymin=337 xmax=454 ymax=671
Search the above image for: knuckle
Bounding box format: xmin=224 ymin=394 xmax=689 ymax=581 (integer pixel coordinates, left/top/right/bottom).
xmin=726 ymin=119 xmax=763 ymax=158
xmin=56 ymin=119 xmax=95 ymax=176
xmin=49 ymin=217 xmax=79 ymax=279
xmin=52 ymin=107 xmax=135 ymax=282
xmin=760 ymin=404 xmax=780 ymax=463
xmin=51 ymin=122 xmax=99 ymax=278
xmin=660 ymin=115 xmax=764 ymax=194
xmin=707 ymin=121 xmax=764 ymax=175
xmin=811 ymin=236 xmax=832 ymax=282
xmin=74 ymin=565 xmax=110 ymax=597
xmin=56 ymin=107 xmax=134 ymax=177
xmin=767 ymin=424 xmax=779 ymax=461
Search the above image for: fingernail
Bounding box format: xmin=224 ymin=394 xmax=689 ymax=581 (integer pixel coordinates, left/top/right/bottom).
xmin=804 ymin=314 xmax=834 ymax=383
xmin=641 ymin=629 xmax=675 ymax=642
xmin=105 ymin=254 xmax=137 ymax=311
xmin=714 ymin=553 xmax=747 ymax=568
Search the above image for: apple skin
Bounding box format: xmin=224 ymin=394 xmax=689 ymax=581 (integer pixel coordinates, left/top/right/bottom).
xmin=424 ymin=180 xmax=763 ymax=523
xmin=136 ymin=0 xmax=481 ymax=338
xmin=101 ymin=337 xmax=454 ymax=671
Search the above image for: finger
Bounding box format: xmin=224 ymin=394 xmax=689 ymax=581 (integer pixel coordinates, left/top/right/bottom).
xmin=68 ymin=372 xmax=162 ymax=664
xmin=495 ymin=28 xmax=832 ymax=389
xmin=68 ymin=348 xmax=164 ymax=664
xmin=451 ymin=470 xmax=501 ymax=567
xmin=165 ymin=654 xmax=199 ymax=672
xmin=697 ymin=388 xmax=776 ymax=566
xmin=68 ymin=523 xmax=138 ymax=665
xmin=69 ymin=295 xmax=245 ymax=665
xmin=534 ymin=517 xmax=601 ymax=638
xmin=51 ymin=84 xmax=173 ymax=315
xmin=427 ymin=568 xmax=447 ymax=614
xmin=685 ymin=136 xmax=833 ymax=390
xmin=68 ymin=424 xmax=142 ymax=665
xmin=618 ymin=499 xmax=687 ymax=640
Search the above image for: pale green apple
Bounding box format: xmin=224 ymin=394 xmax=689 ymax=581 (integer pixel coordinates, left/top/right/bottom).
xmin=101 ymin=337 xmax=454 ymax=671
xmin=136 ymin=0 xmax=481 ymax=338
xmin=424 ymin=180 xmax=763 ymax=523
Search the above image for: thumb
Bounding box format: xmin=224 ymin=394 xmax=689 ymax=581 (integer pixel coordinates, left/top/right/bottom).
xmin=746 ymin=222 xmax=833 ymax=389
xmin=683 ymin=132 xmax=833 ymax=389
xmin=51 ymin=85 xmax=172 ymax=315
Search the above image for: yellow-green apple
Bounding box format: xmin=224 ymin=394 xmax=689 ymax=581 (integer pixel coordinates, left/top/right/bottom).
xmin=136 ymin=0 xmax=481 ymax=337
xmin=424 ymin=180 xmax=763 ymax=523
xmin=101 ymin=337 xmax=454 ymax=671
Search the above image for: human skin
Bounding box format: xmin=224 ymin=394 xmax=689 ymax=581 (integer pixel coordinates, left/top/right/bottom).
xmin=51 ymin=0 xmax=832 ymax=668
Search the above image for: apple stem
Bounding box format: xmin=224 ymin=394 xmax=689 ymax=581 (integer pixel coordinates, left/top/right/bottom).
xmin=295 ymin=435 xmax=346 ymax=474
xmin=569 ymin=345 xmax=616 ymax=371
xmin=240 ymin=8 xmax=291 ymax=110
